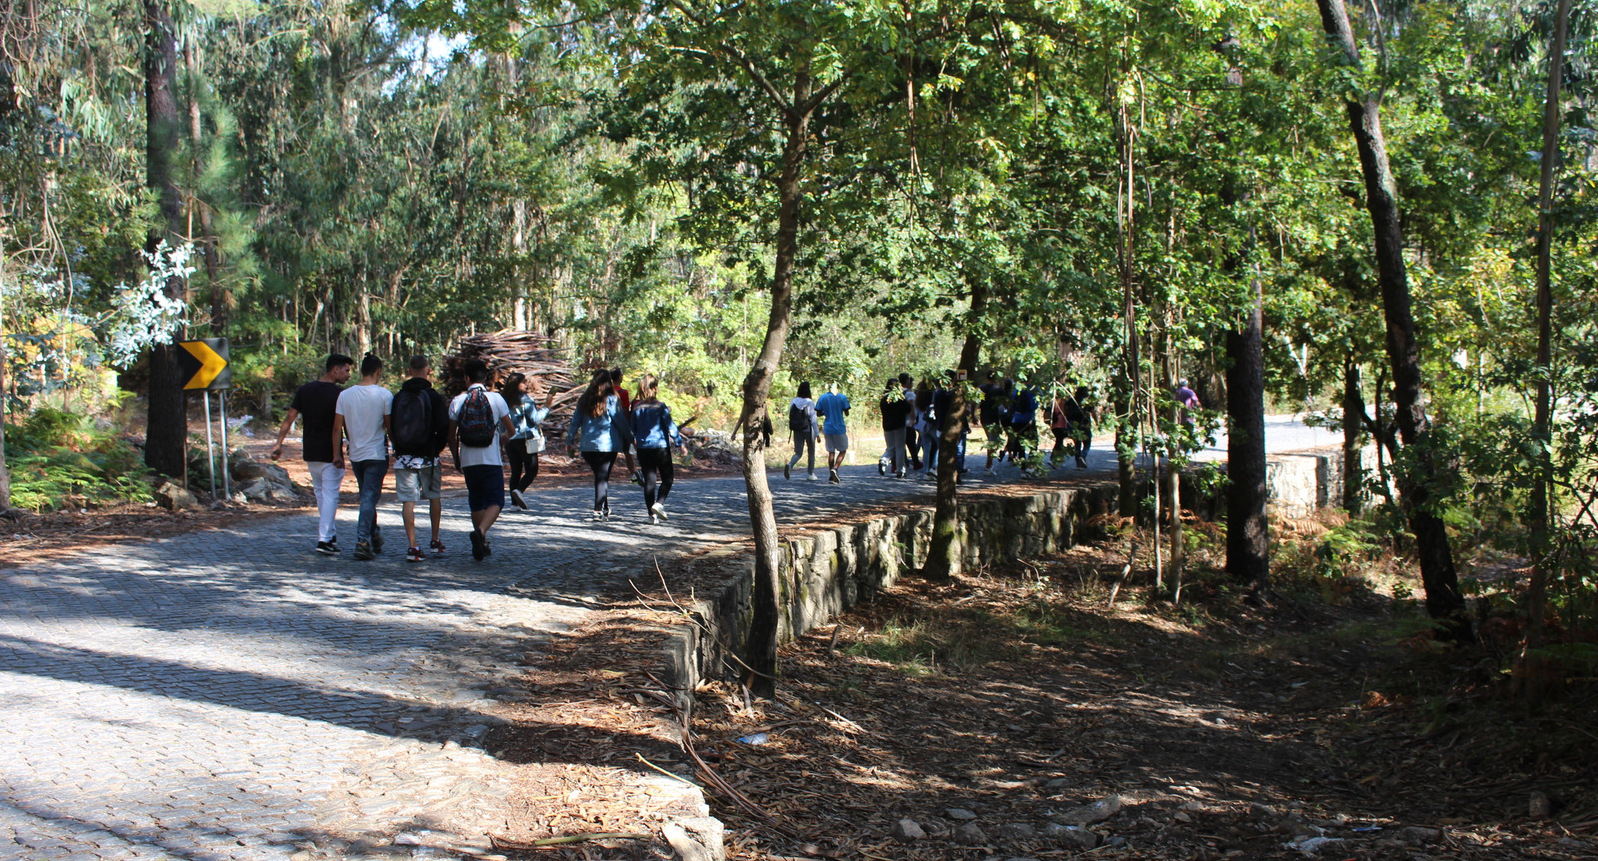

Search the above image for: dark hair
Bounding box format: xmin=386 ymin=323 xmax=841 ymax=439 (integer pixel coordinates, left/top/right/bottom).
xmin=610 ymin=368 xmax=624 ymax=385
xmin=408 ymin=354 xmax=429 ymax=371
xmin=465 ymin=358 xmax=490 ymax=384
xmin=500 ymin=372 xmax=526 ymax=400
xmin=898 ymin=372 xmax=912 ymax=387
xmin=360 ymin=353 xmax=382 ymax=376
xmin=579 ymin=370 xmax=614 ymax=419
xmin=884 ymin=379 xmax=899 ymax=393
xmin=327 ymin=353 xmax=354 ymax=372
xmin=635 ymin=374 xmax=659 ymax=402
xmin=797 ymin=381 xmax=812 ymax=399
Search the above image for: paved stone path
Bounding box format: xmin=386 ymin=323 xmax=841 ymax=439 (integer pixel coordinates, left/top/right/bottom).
xmin=2 ymin=446 xmax=1100 ymax=861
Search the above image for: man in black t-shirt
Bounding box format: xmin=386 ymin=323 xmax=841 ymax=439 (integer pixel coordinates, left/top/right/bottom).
xmin=272 ymin=353 xmax=354 ymax=554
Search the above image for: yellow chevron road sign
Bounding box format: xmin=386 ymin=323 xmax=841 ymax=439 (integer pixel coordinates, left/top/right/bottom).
xmin=178 ymin=338 xmax=231 ymax=391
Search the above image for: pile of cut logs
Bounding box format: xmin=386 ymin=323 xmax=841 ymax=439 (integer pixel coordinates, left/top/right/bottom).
xmin=443 ymin=330 xmax=589 ymax=442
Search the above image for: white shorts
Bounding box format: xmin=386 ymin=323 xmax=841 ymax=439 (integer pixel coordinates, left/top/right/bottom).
xmin=394 ymin=463 xmax=442 ymax=502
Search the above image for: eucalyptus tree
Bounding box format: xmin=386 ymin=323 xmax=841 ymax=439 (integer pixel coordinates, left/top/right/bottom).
xmin=1314 ymin=0 xmax=1468 ymax=631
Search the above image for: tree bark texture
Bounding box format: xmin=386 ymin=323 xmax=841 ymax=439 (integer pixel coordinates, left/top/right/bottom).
xmin=144 ymin=0 xmax=189 ymax=478
xmin=1225 ymin=280 xmax=1269 ymax=593
xmin=1315 ymin=0 xmax=1468 ymax=632
xmin=1219 ymin=175 xmax=1269 ymax=594
xmin=925 ymin=280 xmax=987 ymax=581
xmin=739 ymin=79 xmax=812 ymax=698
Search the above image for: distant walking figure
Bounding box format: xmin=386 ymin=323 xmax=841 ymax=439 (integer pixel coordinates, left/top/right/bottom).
xmin=816 ymin=383 xmax=852 ymax=484
xmin=784 ymin=382 xmax=820 ymax=481
xmin=1066 ymin=385 xmax=1092 ymax=469
xmin=1176 ymin=378 xmax=1201 ymax=431
xmin=879 ymin=380 xmax=911 ymax=479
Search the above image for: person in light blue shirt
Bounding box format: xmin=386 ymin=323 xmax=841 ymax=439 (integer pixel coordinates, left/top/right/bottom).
xmin=815 ymin=383 xmax=851 ymax=484
xmin=629 ymin=374 xmax=690 ymax=524
xmin=567 ymin=370 xmax=635 ymax=520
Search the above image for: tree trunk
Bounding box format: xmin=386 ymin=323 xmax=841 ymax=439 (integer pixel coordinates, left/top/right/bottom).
xmin=1522 ymin=0 xmax=1571 ymax=693
xmin=925 ymin=280 xmax=987 ymax=581
xmin=185 ymin=36 xmax=224 ymax=335
xmin=144 ymin=0 xmax=188 ymax=478
xmin=1114 ymin=100 xmax=1140 ymax=519
xmin=740 ymin=78 xmax=813 ymax=699
xmin=1341 ymin=357 xmax=1364 ymax=512
xmin=0 ymin=232 xmax=10 ymax=511
xmin=1315 ymin=0 xmax=1468 ymax=635
xmin=1115 ymin=398 xmax=1137 ymax=517
xmin=1225 ymin=271 xmax=1269 ymax=595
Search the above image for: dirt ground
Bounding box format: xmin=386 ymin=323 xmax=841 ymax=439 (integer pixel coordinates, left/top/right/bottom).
xmin=487 ymin=533 xmax=1598 ymax=861
xmin=7 ymin=447 xmax=1595 ymax=861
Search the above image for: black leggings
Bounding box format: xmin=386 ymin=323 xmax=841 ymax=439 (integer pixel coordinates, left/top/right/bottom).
xmin=637 ymin=448 xmax=674 ymax=510
xmin=507 ymin=439 xmax=539 ymax=492
xmin=582 ymin=451 xmax=617 ymax=512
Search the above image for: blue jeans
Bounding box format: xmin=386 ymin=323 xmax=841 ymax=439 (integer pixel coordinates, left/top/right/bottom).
xmin=351 ymin=459 xmax=388 ymax=546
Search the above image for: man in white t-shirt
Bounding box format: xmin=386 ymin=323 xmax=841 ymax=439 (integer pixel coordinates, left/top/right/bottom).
xmin=332 ymin=354 xmax=393 ymax=561
xmin=449 ymin=359 xmax=515 ymax=561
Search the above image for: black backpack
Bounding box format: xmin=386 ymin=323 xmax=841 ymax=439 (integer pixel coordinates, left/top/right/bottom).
xmin=457 ymin=388 xmax=496 ymax=447
xmin=390 ymin=387 xmax=435 ymax=453
xmin=788 ymin=402 xmax=808 ymax=432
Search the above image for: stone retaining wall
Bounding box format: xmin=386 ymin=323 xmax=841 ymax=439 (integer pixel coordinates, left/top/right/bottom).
xmin=660 ymin=484 xmax=1120 ymax=700
xmin=661 ymin=446 xmax=1369 ymax=702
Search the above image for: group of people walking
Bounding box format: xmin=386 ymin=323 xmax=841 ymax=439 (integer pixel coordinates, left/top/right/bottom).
xmin=778 ymin=371 xmax=1097 ymax=485
xmin=271 ymin=353 xmax=688 ymax=563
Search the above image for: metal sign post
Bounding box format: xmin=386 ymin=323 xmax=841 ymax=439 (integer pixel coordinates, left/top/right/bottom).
xmin=178 ymin=338 xmax=233 ymax=501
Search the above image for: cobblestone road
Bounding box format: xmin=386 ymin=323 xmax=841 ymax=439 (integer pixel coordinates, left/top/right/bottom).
xmin=1 ymin=448 xmax=1100 ymax=861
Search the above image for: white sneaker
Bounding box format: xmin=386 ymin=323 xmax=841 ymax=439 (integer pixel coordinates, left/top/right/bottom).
xmin=984 ymin=467 xmax=995 ymax=476
xmin=590 ymin=509 xmax=603 ymax=521
xmin=650 ymin=502 xmax=668 ymax=521
xmin=806 ymin=473 xmax=818 ymax=481
xmin=649 ymin=513 xmax=659 ymax=525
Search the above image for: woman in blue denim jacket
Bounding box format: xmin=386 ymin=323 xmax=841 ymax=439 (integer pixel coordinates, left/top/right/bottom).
xmin=501 ymin=372 xmax=554 ymax=511
xmin=567 ymin=370 xmax=634 ymax=520
xmin=629 ymin=374 xmax=690 ymax=524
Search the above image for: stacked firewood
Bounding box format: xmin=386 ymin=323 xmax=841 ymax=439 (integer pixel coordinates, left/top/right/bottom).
xmin=444 ymin=330 xmax=589 ymax=442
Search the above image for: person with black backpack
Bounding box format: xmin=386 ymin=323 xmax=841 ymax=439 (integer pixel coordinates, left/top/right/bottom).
xmin=449 ymin=359 xmax=515 ymax=561
xmin=782 ymin=381 xmax=819 ymax=481
xmin=391 ymin=355 xmax=450 ymax=562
